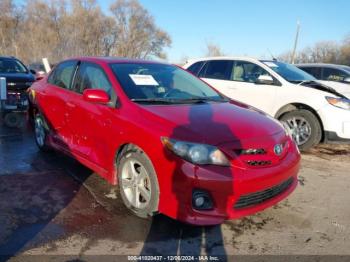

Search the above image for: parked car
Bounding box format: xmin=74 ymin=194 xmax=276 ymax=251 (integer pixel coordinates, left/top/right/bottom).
xmin=297 ymin=63 xmax=350 ymax=97
xmin=28 ymin=57 xmax=300 ymax=225
xmin=0 ymin=56 xmax=35 ymax=90
xmin=28 ymin=62 xmax=50 ymax=81
xmin=183 ymin=57 xmax=350 ymax=150
xmin=0 ymin=56 xmax=35 ymax=127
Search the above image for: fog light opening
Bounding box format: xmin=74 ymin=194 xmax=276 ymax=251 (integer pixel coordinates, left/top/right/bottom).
xmin=192 ymin=190 xmax=213 ymax=210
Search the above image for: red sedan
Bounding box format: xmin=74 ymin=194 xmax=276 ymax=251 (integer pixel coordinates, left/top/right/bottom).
xmin=28 ymin=57 xmax=300 ymax=225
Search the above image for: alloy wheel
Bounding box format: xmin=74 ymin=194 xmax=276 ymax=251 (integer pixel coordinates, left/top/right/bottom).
xmin=283 ymin=116 xmax=312 ymax=146
xmin=121 ymin=159 xmax=152 ymax=209
xmin=34 ymin=117 xmax=46 ymax=147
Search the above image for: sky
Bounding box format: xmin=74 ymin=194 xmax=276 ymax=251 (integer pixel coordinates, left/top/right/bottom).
xmin=97 ymin=0 xmax=350 ymax=62
xmin=14 ymin=0 xmax=350 ymax=62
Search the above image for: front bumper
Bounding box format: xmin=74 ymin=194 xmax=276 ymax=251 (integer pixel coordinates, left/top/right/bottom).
xmin=159 ymin=143 xmax=300 ymax=225
xmin=318 ymin=104 xmax=350 ymax=141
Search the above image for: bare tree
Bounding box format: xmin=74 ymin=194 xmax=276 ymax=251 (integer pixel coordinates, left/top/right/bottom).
xmin=205 ymin=42 xmax=225 ymax=57
xmin=0 ymin=0 xmax=171 ymax=64
xmin=109 ymin=0 xmax=171 ymax=59
xmin=278 ymin=40 xmax=346 ymax=65
xmin=340 ymin=34 xmax=350 ymax=65
xmin=0 ymin=0 xmax=22 ymax=56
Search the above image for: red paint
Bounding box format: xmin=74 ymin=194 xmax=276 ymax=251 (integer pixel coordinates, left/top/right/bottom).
xmin=28 ymin=57 xmax=300 ymax=225
xmin=82 ymin=89 xmax=110 ymax=104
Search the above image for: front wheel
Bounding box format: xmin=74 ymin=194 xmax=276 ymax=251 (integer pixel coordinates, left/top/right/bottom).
xmin=280 ymin=109 xmax=322 ymax=151
xmin=117 ymin=145 xmax=160 ymax=218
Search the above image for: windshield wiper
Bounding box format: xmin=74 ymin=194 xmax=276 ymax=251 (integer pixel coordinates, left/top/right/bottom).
xmin=131 ymin=98 xmax=177 ymax=104
xmin=132 ymin=97 xmax=228 ymax=104
xmin=296 ymin=80 xmax=318 ymax=85
xmin=175 ymin=97 xmax=228 ymax=103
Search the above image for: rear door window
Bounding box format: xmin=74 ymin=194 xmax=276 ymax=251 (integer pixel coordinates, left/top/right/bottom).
xmin=299 ymin=67 xmax=322 ymax=79
xmin=187 ymin=61 xmax=205 ymax=75
xmin=48 ymin=60 xmax=77 ymax=89
xmin=322 ymin=67 xmax=348 ymax=82
xmin=199 ymin=60 xmax=232 ymax=80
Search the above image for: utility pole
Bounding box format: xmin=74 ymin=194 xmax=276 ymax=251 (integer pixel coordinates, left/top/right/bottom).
xmin=291 ymin=21 xmax=301 ymax=64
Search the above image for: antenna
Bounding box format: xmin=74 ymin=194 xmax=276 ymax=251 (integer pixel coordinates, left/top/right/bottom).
xmin=267 ymin=49 xmax=277 ymax=61
xmin=291 ymin=20 xmax=301 ymax=64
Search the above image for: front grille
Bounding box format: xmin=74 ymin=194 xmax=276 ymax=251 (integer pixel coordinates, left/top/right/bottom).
xmin=239 ymin=148 xmax=266 ymax=155
xmin=246 ymin=160 xmax=272 ymax=167
xmin=234 ymin=177 xmax=294 ymax=209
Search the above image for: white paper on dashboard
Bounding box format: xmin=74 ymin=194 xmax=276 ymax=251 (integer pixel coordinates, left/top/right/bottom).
xmin=129 ymin=74 xmax=159 ymax=86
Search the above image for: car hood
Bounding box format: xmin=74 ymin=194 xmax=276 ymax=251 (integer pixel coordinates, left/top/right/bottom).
xmin=139 ymin=101 xmax=284 ymax=145
xmin=0 ymin=72 xmax=35 ymax=83
xmin=317 ymin=80 xmax=350 ymax=98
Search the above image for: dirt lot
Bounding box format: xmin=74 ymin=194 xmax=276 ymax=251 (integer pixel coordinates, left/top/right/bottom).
xmin=0 ymin=121 xmax=350 ymax=261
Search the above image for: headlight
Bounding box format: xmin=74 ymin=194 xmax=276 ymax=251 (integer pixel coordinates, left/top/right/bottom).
xmin=326 ymin=96 xmax=350 ymax=110
xmin=161 ymin=137 xmax=230 ymax=166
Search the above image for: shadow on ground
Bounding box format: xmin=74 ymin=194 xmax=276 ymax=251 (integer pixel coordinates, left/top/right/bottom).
xmin=0 ymin=119 xmax=229 ymax=261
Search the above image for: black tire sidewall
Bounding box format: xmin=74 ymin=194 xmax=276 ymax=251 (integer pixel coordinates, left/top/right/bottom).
xmin=34 ymin=114 xmax=50 ymax=151
xmin=117 ymin=147 xmax=160 ymax=218
xmin=280 ymin=109 xmax=322 ymax=151
xmin=4 ymin=113 xmax=21 ymax=128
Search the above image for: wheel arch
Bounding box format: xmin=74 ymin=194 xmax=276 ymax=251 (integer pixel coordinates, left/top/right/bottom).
xmin=274 ymin=103 xmax=325 ymax=142
xmin=113 ymin=142 xmax=151 ymax=185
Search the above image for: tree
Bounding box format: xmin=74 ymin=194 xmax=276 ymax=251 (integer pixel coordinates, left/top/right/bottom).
xmin=340 ymin=35 xmax=350 ymax=65
xmin=109 ymin=0 xmax=171 ymax=59
xmin=0 ymin=0 xmax=171 ymax=64
xmin=204 ymin=42 xmax=225 ymax=57
xmin=278 ymin=40 xmax=347 ymax=65
xmin=0 ymin=0 xmax=22 ymax=56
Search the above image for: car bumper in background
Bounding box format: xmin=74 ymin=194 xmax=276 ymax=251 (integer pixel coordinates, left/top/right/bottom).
xmin=318 ymin=104 xmax=350 ymax=142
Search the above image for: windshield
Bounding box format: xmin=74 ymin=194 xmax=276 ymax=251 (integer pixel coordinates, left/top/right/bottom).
xmin=0 ymin=58 xmax=28 ymax=73
xmin=110 ymin=63 xmax=225 ymax=103
xmin=261 ymin=60 xmax=316 ymax=83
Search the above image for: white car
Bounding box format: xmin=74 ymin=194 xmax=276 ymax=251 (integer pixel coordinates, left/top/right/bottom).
xmin=183 ymin=57 xmax=350 ymax=150
xmin=297 ymin=63 xmax=350 ymax=97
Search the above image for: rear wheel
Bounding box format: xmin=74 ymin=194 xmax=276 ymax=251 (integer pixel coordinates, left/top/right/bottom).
xmin=4 ymin=112 xmax=21 ymax=128
xmin=117 ymin=145 xmax=159 ymax=218
xmin=34 ymin=114 xmax=50 ymax=151
xmin=280 ymin=109 xmax=322 ymax=151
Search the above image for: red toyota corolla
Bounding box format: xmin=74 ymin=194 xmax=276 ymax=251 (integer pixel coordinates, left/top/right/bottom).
xmin=28 ymin=57 xmax=300 ymax=225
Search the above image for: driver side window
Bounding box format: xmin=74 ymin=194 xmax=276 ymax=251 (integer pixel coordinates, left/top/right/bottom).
xmin=231 ymin=61 xmax=271 ymax=83
xmin=72 ymin=62 xmax=112 ymax=95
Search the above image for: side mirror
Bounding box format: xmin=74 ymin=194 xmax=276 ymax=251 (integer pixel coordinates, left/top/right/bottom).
xmin=35 ymin=75 xmax=45 ymax=81
xmin=256 ymin=75 xmax=274 ymax=85
xmin=29 ymin=69 xmax=36 ymax=75
xmin=83 ymin=89 xmax=110 ymax=104
xmin=344 ymin=77 xmax=350 ymax=83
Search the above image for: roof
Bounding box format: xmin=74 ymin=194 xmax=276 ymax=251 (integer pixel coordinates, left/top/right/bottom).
xmin=185 ymin=56 xmax=261 ymax=65
xmin=296 ymin=63 xmax=350 ymax=69
xmin=67 ymin=56 xmax=169 ymax=65
xmin=0 ymin=56 xmax=19 ymax=60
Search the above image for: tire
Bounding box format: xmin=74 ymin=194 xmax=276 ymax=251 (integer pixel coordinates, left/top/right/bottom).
xmin=280 ymin=109 xmax=322 ymax=151
xmin=34 ymin=113 xmax=51 ymax=151
xmin=4 ymin=113 xmax=21 ymax=128
xmin=117 ymin=145 xmax=159 ymax=218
